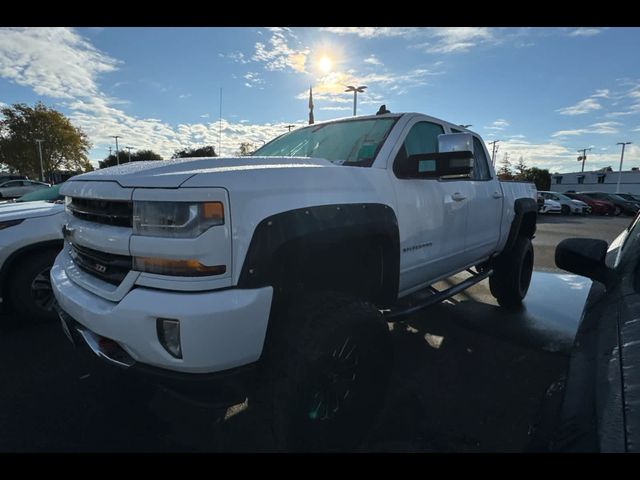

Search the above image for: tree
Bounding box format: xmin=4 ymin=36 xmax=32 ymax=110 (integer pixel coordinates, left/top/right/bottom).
xmin=0 ymin=102 xmax=93 ymax=179
xmin=98 ymin=149 xmax=163 ymax=169
xmin=519 ymin=167 xmax=551 ymax=191
xmin=172 ymin=145 xmax=217 ymax=158
xmin=514 ymin=156 xmax=528 ymax=178
xmin=238 ymin=142 xmax=256 ymax=156
xmin=496 ymin=152 xmax=513 ymax=180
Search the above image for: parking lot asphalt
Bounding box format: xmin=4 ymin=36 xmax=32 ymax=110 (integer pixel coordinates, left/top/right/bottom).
xmin=0 ymin=215 xmax=631 ymax=452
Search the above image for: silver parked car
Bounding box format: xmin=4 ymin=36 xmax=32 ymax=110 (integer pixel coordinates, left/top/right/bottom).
xmin=0 ymin=179 xmax=50 ymax=199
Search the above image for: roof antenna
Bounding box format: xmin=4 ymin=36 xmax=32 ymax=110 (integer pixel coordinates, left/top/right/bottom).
xmin=376 ymin=104 xmax=390 ymax=115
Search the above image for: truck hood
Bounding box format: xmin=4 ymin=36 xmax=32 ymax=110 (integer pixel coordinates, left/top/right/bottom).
xmin=69 ymin=156 xmax=333 ymax=188
xmin=0 ymin=200 xmax=63 ymax=221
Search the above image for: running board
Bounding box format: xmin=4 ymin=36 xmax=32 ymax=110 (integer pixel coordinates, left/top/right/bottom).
xmin=383 ymin=269 xmax=493 ymax=322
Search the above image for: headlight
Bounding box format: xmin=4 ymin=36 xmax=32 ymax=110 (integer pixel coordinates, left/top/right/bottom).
xmin=133 ymin=201 xmax=224 ymax=238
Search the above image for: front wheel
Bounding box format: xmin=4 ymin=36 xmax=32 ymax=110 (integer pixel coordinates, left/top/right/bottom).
xmin=561 ymin=205 xmax=570 ymax=215
xmin=251 ymin=292 xmax=392 ymax=452
xmin=489 ymin=236 xmax=534 ymax=308
xmin=614 ymin=206 xmax=621 ymax=216
xmin=9 ymin=248 xmax=59 ymax=321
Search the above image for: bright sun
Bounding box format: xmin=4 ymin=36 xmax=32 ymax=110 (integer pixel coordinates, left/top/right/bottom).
xmin=318 ymin=55 xmax=332 ymax=73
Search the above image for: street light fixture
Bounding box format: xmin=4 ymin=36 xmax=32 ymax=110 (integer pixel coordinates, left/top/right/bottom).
xmin=616 ymin=142 xmax=632 ymax=193
xmin=35 ymin=139 xmax=45 ymax=182
xmin=345 ymin=85 xmax=367 ymax=116
xmin=124 ymin=146 xmax=133 ymax=163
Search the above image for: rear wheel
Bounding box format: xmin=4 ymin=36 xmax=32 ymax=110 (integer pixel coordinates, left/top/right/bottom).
xmin=250 ymin=292 xmax=391 ymax=451
xmin=9 ymin=248 xmax=59 ymax=321
xmin=614 ymin=206 xmax=621 ymax=216
xmin=561 ymin=205 xmax=570 ymax=215
xmin=489 ymin=236 xmax=534 ymax=308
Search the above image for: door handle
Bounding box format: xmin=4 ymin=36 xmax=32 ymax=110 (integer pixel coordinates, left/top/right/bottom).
xmin=451 ymin=192 xmax=467 ymax=202
xmin=492 ymin=191 xmax=503 ymax=199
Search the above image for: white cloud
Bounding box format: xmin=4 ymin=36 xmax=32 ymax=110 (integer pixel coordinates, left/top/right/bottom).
xmin=492 ymin=137 xmax=637 ymax=173
xmin=319 ymin=106 xmax=352 ymax=111
xmin=320 ymin=27 xmax=418 ymax=39
xmin=363 ymin=55 xmax=383 ymax=66
xmin=485 ymin=119 xmax=510 ymax=130
xmin=0 ymin=27 xmax=119 ymax=100
xmin=219 ymin=51 xmax=249 ymax=64
xmin=592 ymin=89 xmax=609 ymax=98
xmin=252 ymin=29 xmax=309 ymax=73
xmin=551 ymin=121 xmax=622 ymax=137
xmin=295 ymin=68 xmax=439 ymax=107
xmin=557 ymin=98 xmax=602 ymax=116
xmin=200 ymin=113 xmax=210 ymax=118
xmin=243 ymin=71 xmax=264 ymax=88
xmin=415 ymin=27 xmax=495 ymax=54
xmin=178 ymin=93 xmax=191 ymax=99
xmin=569 ymin=28 xmax=602 ymax=37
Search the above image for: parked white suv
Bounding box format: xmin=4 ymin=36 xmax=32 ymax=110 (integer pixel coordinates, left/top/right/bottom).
xmin=539 ymin=191 xmax=589 ymax=215
xmin=52 ymin=112 xmax=538 ymax=450
xmin=0 ymin=193 xmax=64 ymax=321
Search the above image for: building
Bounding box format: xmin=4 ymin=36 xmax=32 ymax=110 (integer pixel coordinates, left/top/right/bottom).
xmin=550 ymin=168 xmax=640 ymax=194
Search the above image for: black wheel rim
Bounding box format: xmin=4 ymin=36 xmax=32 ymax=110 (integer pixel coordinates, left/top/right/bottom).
xmin=31 ymin=267 xmax=54 ymax=311
xmin=307 ymin=336 xmax=359 ymax=422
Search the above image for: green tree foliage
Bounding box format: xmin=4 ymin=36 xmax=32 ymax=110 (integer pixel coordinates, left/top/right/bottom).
xmin=519 ymin=167 xmax=551 ymax=191
xmin=98 ymin=149 xmax=163 ymax=169
xmin=172 ymin=145 xmax=217 ymax=158
xmin=238 ymin=142 xmax=256 ymax=156
xmin=0 ymin=102 xmax=93 ymax=178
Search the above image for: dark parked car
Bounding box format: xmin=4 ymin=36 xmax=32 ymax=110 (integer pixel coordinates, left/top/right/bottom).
xmin=578 ymin=191 xmax=639 ymax=216
xmin=564 ymin=192 xmax=615 ymax=216
xmin=538 ymin=213 xmax=640 ymax=452
xmin=617 ymin=193 xmax=640 ymax=204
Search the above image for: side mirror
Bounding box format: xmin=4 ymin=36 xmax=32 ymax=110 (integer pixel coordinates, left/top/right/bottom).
xmin=555 ymin=238 xmax=612 ymax=287
xmin=408 ymin=151 xmax=474 ymax=179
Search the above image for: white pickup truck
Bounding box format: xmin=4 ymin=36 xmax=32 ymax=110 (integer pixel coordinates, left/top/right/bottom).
xmin=51 ymin=111 xmax=537 ymax=451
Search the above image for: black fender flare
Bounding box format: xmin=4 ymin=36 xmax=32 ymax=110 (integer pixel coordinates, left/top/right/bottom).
xmin=237 ymin=203 xmax=400 ymax=305
xmin=498 ymin=197 xmax=538 ymax=260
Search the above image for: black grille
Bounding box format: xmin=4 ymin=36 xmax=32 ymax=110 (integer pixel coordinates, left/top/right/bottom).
xmin=69 ymin=243 xmax=132 ymax=285
xmin=68 ymin=197 xmax=133 ymax=227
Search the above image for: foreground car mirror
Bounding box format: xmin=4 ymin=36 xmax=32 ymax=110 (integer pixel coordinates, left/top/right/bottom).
xmin=555 ymin=238 xmax=612 ymax=287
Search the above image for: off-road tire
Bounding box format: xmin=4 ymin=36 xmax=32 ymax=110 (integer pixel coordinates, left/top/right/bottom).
xmin=249 ymin=291 xmax=392 ymax=452
xmin=9 ymin=248 xmax=59 ymax=321
xmin=489 ymin=236 xmax=534 ymax=308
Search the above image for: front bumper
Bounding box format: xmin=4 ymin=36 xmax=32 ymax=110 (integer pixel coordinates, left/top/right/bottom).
xmin=51 ymin=249 xmax=273 ymax=374
xmin=57 ymin=307 xmax=258 ymax=407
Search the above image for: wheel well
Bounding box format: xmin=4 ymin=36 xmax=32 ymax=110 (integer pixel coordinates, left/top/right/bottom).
xmin=1 ymin=241 xmax=63 ymax=298
xmin=268 ymin=233 xmax=398 ymax=308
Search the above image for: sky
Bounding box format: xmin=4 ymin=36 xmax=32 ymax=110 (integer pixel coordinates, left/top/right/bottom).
xmin=1 ymin=26 xmax=639 ymax=173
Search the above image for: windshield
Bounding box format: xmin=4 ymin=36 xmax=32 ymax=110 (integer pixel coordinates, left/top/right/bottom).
xmin=252 ymin=117 xmax=398 ymax=166
xmin=16 ymin=184 xmax=61 ymax=203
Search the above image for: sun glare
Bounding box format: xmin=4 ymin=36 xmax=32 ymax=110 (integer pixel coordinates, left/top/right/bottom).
xmin=318 ymin=56 xmax=332 ymax=73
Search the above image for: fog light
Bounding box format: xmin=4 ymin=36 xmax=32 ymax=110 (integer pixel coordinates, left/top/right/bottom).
xmin=157 ymin=318 xmax=182 ymax=358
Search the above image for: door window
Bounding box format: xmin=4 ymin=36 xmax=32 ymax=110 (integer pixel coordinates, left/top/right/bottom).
xmin=393 ymin=121 xmax=445 ymax=178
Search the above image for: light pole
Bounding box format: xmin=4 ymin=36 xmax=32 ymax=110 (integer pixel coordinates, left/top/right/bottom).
xmin=577 ymin=147 xmax=592 ymax=173
xmin=35 ymin=139 xmax=45 ymax=182
xmin=616 ymin=142 xmax=632 ymax=193
xmin=111 ymin=136 xmax=120 ymax=165
xmin=345 ymin=85 xmax=367 ymax=116
xmin=285 ymin=124 xmax=295 ymax=132
xmin=125 ymin=146 xmax=133 ymax=163
xmin=488 ymin=140 xmax=500 ymax=166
